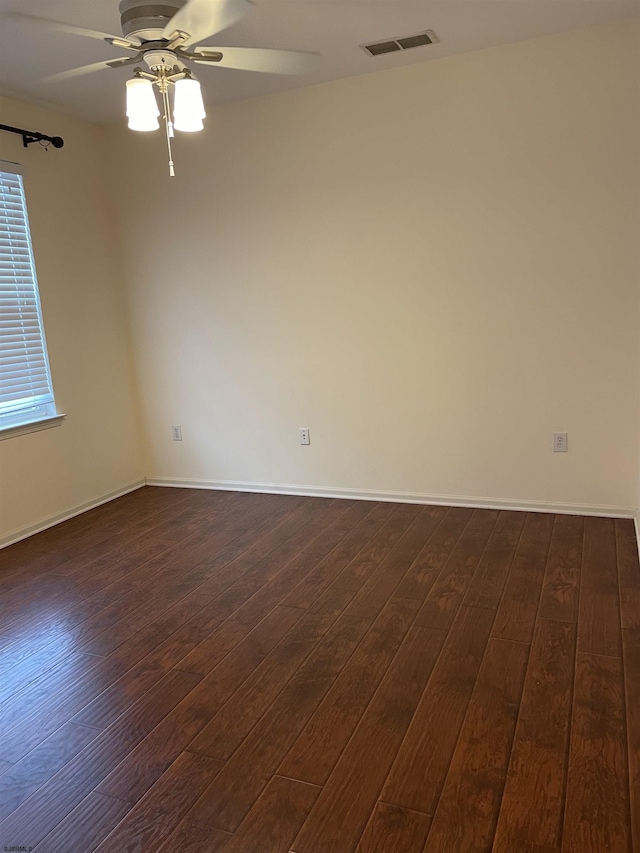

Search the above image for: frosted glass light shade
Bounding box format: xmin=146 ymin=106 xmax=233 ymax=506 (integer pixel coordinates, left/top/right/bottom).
xmin=173 ymin=77 xmax=206 ymax=132
xmin=173 ymin=115 xmax=204 ymax=132
xmin=126 ymin=78 xmax=159 ymax=131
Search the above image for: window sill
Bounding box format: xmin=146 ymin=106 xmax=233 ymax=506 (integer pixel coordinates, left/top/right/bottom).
xmin=0 ymin=413 xmax=67 ymax=441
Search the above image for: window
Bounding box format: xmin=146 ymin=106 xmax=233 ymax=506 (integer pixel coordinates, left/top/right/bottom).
xmin=0 ymin=161 xmax=62 ymax=438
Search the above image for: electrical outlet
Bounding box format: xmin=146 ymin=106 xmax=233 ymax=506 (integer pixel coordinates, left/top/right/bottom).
xmin=553 ymin=432 xmax=568 ymax=452
xmin=172 ymin=425 xmax=182 ymax=441
xmin=299 ymin=428 xmax=310 ymax=446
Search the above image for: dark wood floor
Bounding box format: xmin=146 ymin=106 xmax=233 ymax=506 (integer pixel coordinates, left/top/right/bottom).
xmin=0 ymin=487 xmax=638 ymax=853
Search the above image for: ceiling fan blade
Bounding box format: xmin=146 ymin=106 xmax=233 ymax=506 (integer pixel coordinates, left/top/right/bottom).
xmin=193 ymin=46 xmax=319 ymax=75
xmin=162 ymin=0 xmax=251 ymax=48
xmin=2 ymin=11 xmax=141 ymax=46
xmin=41 ymin=57 xmax=138 ymax=84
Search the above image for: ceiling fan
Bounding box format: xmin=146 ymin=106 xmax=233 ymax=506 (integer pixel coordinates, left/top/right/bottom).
xmin=7 ymin=0 xmax=319 ymax=174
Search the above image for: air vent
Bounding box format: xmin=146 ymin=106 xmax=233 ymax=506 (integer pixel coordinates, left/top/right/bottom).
xmin=366 ymin=40 xmax=401 ymax=56
xmin=361 ymin=29 xmax=439 ymax=58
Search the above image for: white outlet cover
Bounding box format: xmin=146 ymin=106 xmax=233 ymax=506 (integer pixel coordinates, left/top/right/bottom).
xmin=553 ymin=432 xmax=568 ymax=452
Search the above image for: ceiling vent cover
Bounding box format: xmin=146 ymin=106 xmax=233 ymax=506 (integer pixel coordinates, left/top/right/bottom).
xmin=361 ymin=29 xmax=439 ymax=57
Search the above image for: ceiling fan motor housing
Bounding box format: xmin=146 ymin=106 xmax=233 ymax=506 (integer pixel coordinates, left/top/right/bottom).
xmin=143 ymin=49 xmax=180 ymax=71
xmin=119 ymin=0 xmax=187 ymax=41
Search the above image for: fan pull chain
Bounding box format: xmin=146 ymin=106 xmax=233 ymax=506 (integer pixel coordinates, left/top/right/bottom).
xmin=161 ymin=84 xmax=175 ymax=177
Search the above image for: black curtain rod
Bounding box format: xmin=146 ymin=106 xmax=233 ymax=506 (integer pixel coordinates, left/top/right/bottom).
xmin=0 ymin=123 xmax=64 ymax=149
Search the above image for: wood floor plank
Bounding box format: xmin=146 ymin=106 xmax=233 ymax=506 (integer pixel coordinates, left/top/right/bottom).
xmin=93 ymin=752 xmax=224 ymax=853
xmin=617 ymin=510 xmax=640 ymax=850
xmin=179 ymin=560 xmax=333 ymax=666
xmin=95 ymin=605 xmax=315 ymax=803
xmin=108 ymin=589 xmax=248 ymax=673
xmin=3 ymin=528 xmax=229 ymax=665
xmin=414 ymin=509 xmax=500 ymax=629
xmin=492 ymin=513 xmax=554 ymax=644
xmin=158 ymin=826 xmax=232 ymax=853
xmin=492 ymin=618 xmax=576 ymax=853
xmin=393 ymin=507 xmax=473 ymax=601
xmin=53 ymin=490 xmax=286 ymax=590
xmin=622 ymin=635 xmax=640 ymax=851
xmin=0 ymin=669 xmax=201 ymax=849
xmin=70 ymin=591 xmax=264 ymax=731
xmin=32 ymin=791 xmax=131 ymax=853
xmin=0 ymin=489 xmax=635 ymax=851
xmin=222 ymin=776 xmax=321 ymax=853
xmin=0 ymin=653 xmax=119 ymax=763
xmin=192 ymin=497 xmax=350 ymax=600
xmin=0 ymin=488 xmax=201 ymax=594
xmin=0 ymin=647 xmax=98 ymax=727
xmin=462 ymin=510 xmax=526 ymax=610
xmin=282 ymin=503 xmax=394 ymax=609
xmin=73 ymin=496 xmax=308 ymax=654
xmin=616 ymin=518 xmax=640 ymax=637
xmin=176 ymin=526 xmax=362 ymax=679
xmin=537 ymin=514 xmax=584 ymax=623
xmin=153 ymin=491 xmax=272 ymax=543
xmin=53 ymin=495 xmax=308 ymax=653
xmin=0 ymin=594 xmax=212 ymax=762
xmin=343 ymin=506 xmax=449 ymax=620
xmin=40 ymin=496 xmax=233 ymax=581
xmin=214 ymin=501 xmax=380 ymax=607
xmin=619 ymin=516 xmax=639 ymax=848
xmin=356 ymin=803 xmax=432 ymax=853
xmin=381 ymin=605 xmax=496 ymax=814
xmin=188 ymin=603 xmax=369 ymax=764
xmin=0 ymin=723 xmax=98 ymax=823
xmin=278 ymin=597 xmax=421 ymax=786
xmin=96 ymin=605 xmax=304 ymax=803
xmin=291 ymin=625 xmax=445 ymax=853
xmin=175 ymin=612 xmax=370 ymax=836
xmin=73 ymin=577 xmax=209 ymax=655
xmin=3 ymin=496 xmax=181 ymax=578
xmin=562 ymin=653 xmax=630 ymax=852
xmin=0 ymin=531 xmax=221 ymax=650
xmin=0 ymin=574 xmax=65 ymax=623
xmin=577 ymin=516 xmax=622 ymax=657
xmin=0 ymin=635 xmax=96 ymax=707
xmin=0 ymin=635 xmax=19 ymax=653
xmin=329 ymin=504 xmax=422 ymax=591
xmin=0 ymin=485 xmax=172 ymax=557
xmin=424 ymin=637 xmax=529 ymax=853
xmin=296 ymin=500 xmax=376 ymax=558
xmin=0 ymin=489 xmax=137 ymax=565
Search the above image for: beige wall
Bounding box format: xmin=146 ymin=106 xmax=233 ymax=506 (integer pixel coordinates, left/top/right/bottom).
xmin=109 ymin=19 xmax=640 ymax=513
xmin=0 ymin=97 xmax=144 ymax=543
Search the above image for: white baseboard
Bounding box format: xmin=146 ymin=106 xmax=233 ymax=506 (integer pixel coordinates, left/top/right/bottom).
xmin=0 ymin=478 xmax=146 ymax=550
xmin=3 ymin=473 xmax=635 ymax=552
xmin=145 ymin=476 xmax=637 ymax=520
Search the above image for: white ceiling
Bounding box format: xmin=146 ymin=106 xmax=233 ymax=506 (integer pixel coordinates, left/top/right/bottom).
xmin=0 ymin=0 xmax=638 ymax=124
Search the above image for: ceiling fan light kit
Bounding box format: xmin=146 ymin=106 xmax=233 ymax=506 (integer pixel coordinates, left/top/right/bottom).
xmin=10 ymin=0 xmax=319 ymax=176
xmin=173 ymin=77 xmax=206 ymax=131
xmin=125 ymin=53 xmax=207 ymax=173
xmin=125 ymin=76 xmax=160 ymax=131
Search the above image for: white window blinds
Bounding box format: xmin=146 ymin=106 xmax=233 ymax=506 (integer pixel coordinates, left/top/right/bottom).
xmin=0 ymin=162 xmax=56 ymax=429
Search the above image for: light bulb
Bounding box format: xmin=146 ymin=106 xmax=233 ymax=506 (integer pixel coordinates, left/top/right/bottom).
xmin=173 ymin=77 xmax=206 ymax=132
xmin=126 ymin=77 xmax=160 ymax=132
